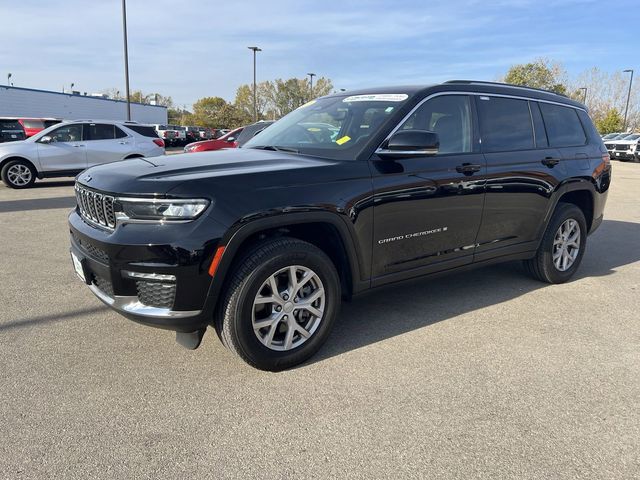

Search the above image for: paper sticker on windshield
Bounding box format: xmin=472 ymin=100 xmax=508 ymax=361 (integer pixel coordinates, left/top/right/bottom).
xmin=336 ymin=135 xmax=351 ymax=145
xmin=297 ymin=100 xmax=316 ymax=109
xmin=343 ymin=94 xmax=408 ymax=103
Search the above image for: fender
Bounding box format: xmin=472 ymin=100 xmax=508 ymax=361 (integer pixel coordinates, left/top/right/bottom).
xmin=535 ymin=176 xmax=596 ymax=244
xmin=201 ymin=211 xmax=369 ymax=318
xmin=0 ymin=154 xmax=41 ymax=173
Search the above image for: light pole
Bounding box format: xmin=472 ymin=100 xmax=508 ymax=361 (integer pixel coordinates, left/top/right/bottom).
xmin=307 ymin=72 xmax=316 ymax=100
xmin=248 ymin=46 xmax=262 ymax=122
xmin=122 ymin=0 xmax=131 ymax=121
xmin=7 ymin=73 xmax=11 ymax=86
xmin=579 ymin=87 xmax=587 ymax=104
xmin=623 ymin=69 xmax=634 ymax=132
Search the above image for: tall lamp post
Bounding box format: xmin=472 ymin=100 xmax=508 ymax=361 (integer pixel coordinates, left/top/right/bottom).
xmin=7 ymin=73 xmax=11 ymax=86
xmin=623 ymin=69 xmax=634 ymax=132
xmin=307 ymin=72 xmax=316 ymax=100
xmin=579 ymin=87 xmax=587 ymax=104
xmin=122 ymin=0 xmax=131 ymax=121
xmin=248 ymin=46 xmax=262 ymax=122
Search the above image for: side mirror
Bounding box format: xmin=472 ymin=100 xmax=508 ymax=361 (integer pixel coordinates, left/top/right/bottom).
xmin=377 ymin=130 xmax=439 ymax=159
xmin=39 ymin=135 xmax=54 ymax=144
xmin=226 ymin=136 xmax=236 ymax=143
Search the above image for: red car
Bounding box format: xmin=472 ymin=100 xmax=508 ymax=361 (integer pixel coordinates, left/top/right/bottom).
xmin=183 ymin=126 xmax=242 ymax=153
xmin=18 ymin=118 xmax=61 ymax=137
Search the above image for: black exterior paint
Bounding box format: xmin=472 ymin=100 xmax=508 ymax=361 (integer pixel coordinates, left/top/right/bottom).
xmin=68 ymin=82 xmax=611 ymax=334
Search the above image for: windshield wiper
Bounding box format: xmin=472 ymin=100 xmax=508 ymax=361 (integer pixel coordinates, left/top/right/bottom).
xmin=248 ymin=145 xmax=300 ymax=153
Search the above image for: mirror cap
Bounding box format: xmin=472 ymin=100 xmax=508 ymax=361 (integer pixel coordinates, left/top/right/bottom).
xmin=377 ymin=130 xmax=440 ymax=158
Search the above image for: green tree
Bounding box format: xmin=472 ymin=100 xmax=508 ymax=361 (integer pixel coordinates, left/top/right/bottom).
xmin=595 ymin=108 xmax=624 ymax=134
xmin=191 ymin=96 xmax=246 ymax=128
xmin=503 ymin=58 xmax=568 ymax=94
xmin=234 ymin=76 xmax=335 ymax=121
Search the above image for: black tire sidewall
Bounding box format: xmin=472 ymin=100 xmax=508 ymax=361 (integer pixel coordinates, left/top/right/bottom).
xmin=1 ymin=160 xmax=36 ymax=189
xmin=229 ymin=245 xmax=340 ymax=370
xmin=539 ymin=204 xmax=587 ymax=283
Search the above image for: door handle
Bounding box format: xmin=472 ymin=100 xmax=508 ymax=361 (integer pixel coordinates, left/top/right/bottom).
xmin=541 ymin=157 xmax=560 ymax=167
xmin=119 ymin=142 xmax=129 ymax=145
xmin=73 ymin=144 xmax=85 ymax=148
xmin=455 ymin=163 xmax=482 ymax=175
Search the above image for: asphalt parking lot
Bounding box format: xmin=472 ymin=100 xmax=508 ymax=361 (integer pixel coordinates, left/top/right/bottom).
xmin=1 ymin=162 xmax=639 ymax=479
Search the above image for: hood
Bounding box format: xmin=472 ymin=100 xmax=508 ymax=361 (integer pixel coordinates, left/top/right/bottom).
xmin=77 ymin=147 xmax=335 ymax=196
xmin=0 ymin=139 xmax=32 ymax=155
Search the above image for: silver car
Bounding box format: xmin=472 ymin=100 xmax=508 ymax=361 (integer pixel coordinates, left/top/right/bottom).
xmin=0 ymin=120 xmax=165 ymax=189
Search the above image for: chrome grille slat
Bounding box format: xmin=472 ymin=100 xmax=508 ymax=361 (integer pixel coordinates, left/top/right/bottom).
xmin=75 ymin=184 xmax=116 ymax=231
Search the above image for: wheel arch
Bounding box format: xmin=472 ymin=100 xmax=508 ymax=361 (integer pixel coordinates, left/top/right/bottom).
xmin=206 ymin=212 xmax=368 ymax=315
xmin=539 ymin=180 xmax=595 ymax=242
xmin=0 ymin=155 xmax=38 ymax=173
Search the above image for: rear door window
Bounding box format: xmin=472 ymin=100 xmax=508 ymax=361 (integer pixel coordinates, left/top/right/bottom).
xmin=539 ymin=103 xmax=587 ymax=147
xmin=477 ymin=96 xmax=534 ymax=152
xmin=87 ymin=123 xmax=116 ymax=141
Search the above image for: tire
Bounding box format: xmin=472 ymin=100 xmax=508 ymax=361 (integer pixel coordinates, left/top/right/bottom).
xmin=1 ymin=159 xmax=36 ymax=189
xmin=524 ymin=202 xmax=587 ymax=284
xmin=216 ymin=237 xmax=340 ymax=371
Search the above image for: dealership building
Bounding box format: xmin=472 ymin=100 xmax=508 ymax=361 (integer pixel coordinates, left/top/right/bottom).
xmin=0 ymin=85 xmax=167 ymax=124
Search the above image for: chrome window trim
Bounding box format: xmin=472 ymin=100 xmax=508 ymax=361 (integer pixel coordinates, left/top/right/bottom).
xmin=376 ymin=90 xmax=588 ymax=154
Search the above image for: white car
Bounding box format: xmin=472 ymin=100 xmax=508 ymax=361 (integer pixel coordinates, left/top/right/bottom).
xmin=0 ymin=120 xmax=165 ymax=189
xmin=610 ymin=133 xmax=640 ymax=161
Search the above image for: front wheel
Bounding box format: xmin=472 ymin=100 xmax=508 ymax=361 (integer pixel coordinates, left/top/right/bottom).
xmin=1 ymin=159 xmax=36 ymax=189
xmin=524 ymin=203 xmax=587 ymax=284
xmin=216 ymin=237 xmax=340 ymax=371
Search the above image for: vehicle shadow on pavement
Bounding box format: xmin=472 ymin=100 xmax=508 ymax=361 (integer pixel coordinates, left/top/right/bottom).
xmin=0 ymin=196 xmax=76 ymax=213
xmin=311 ymin=219 xmax=640 ymax=365
xmin=0 ymin=306 xmax=108 ymax=332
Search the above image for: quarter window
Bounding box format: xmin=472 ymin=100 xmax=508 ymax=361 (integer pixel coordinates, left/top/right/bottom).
xmin=539 ymin=103 xmax=587 ymax=147
xmin=477 ymin=96 xmax=534 ymax=152
xmin=400 ymin=95 xmax=472 ymax=154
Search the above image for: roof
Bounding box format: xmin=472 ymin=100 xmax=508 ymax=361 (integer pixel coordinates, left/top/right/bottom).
xmin=326 ymin=80 xmax=584 ymax=108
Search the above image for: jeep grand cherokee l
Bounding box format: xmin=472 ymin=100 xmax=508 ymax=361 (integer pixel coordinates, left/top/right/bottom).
xmin=68 ymin=81 xmax=611 ymax=371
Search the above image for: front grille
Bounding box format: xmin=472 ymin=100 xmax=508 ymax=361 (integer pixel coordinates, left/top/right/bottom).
xmin=136 ymin=281 xmax=176 ymax=309
xmin=93 ymin=274 xmax=114 ymax=297
xmin=75 ymin=184 xmax=116 ymax=230
xmin=615 ymin=144 xmax=628 ymax=151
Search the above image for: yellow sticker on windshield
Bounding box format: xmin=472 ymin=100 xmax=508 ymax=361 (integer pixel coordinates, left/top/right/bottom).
xmin=336 ymin=135 xmax=351 ymax=145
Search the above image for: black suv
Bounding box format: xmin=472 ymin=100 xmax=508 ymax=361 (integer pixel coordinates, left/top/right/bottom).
xmin=69 ymin=81 xmax=611 ymax=370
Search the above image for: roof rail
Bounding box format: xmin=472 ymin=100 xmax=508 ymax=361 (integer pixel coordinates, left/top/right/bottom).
xmin=444 ymin=80 xmax=569 ymax=98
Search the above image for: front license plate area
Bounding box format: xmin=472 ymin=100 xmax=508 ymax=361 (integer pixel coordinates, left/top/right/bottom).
xmin=71 ymin=251 xmax=88 ymax=284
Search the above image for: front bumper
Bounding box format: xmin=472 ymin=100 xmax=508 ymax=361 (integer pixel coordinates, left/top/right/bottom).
xmin=69 ymin=209 xmax=224 ymax=332
xmin=612 ymin=150 xmax=634 ymax=160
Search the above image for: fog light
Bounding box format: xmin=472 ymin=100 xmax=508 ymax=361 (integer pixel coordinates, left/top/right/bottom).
xmin=122 ymin=270 xmax=176 ymax=282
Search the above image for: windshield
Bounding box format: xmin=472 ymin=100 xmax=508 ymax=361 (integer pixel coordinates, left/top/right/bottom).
xmin=624 ymin=134 xmax=640 ymax=140
xmin=243 ymin=94 xmax=409 ymax=159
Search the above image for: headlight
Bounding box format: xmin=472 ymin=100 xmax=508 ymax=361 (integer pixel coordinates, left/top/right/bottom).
xmin=116 ymin=198 xmax=210 ymax=222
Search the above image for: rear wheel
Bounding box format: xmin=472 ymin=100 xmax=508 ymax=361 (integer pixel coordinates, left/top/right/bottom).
xmin=216 ymin=237 xmax=340 ymax=371
xmin=1 ymin=159 xmax=36 ymax=189
xmin=524 ymin=203 xmax=587 ymax=284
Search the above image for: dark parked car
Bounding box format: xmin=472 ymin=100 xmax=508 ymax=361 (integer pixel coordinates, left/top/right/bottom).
xmin=0 ymin=119 xmax=26 ymax=143
xmin=69 ymin=81 xmax=611 ymax=370
xmin=234 ymin=120 xmax=274 ymax=146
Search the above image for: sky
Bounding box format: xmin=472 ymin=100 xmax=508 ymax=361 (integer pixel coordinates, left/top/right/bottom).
xmin=1 ymin=0 xmax=638 ymax=108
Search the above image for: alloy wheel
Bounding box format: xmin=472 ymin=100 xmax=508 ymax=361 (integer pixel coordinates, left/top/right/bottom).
xmin=7 ymin=164 xmax=32 ymax=186
xmin=252 ymin=265 xmax=325 ymax=351
xmin=552 ymin=219 xmax=581 ymax=272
